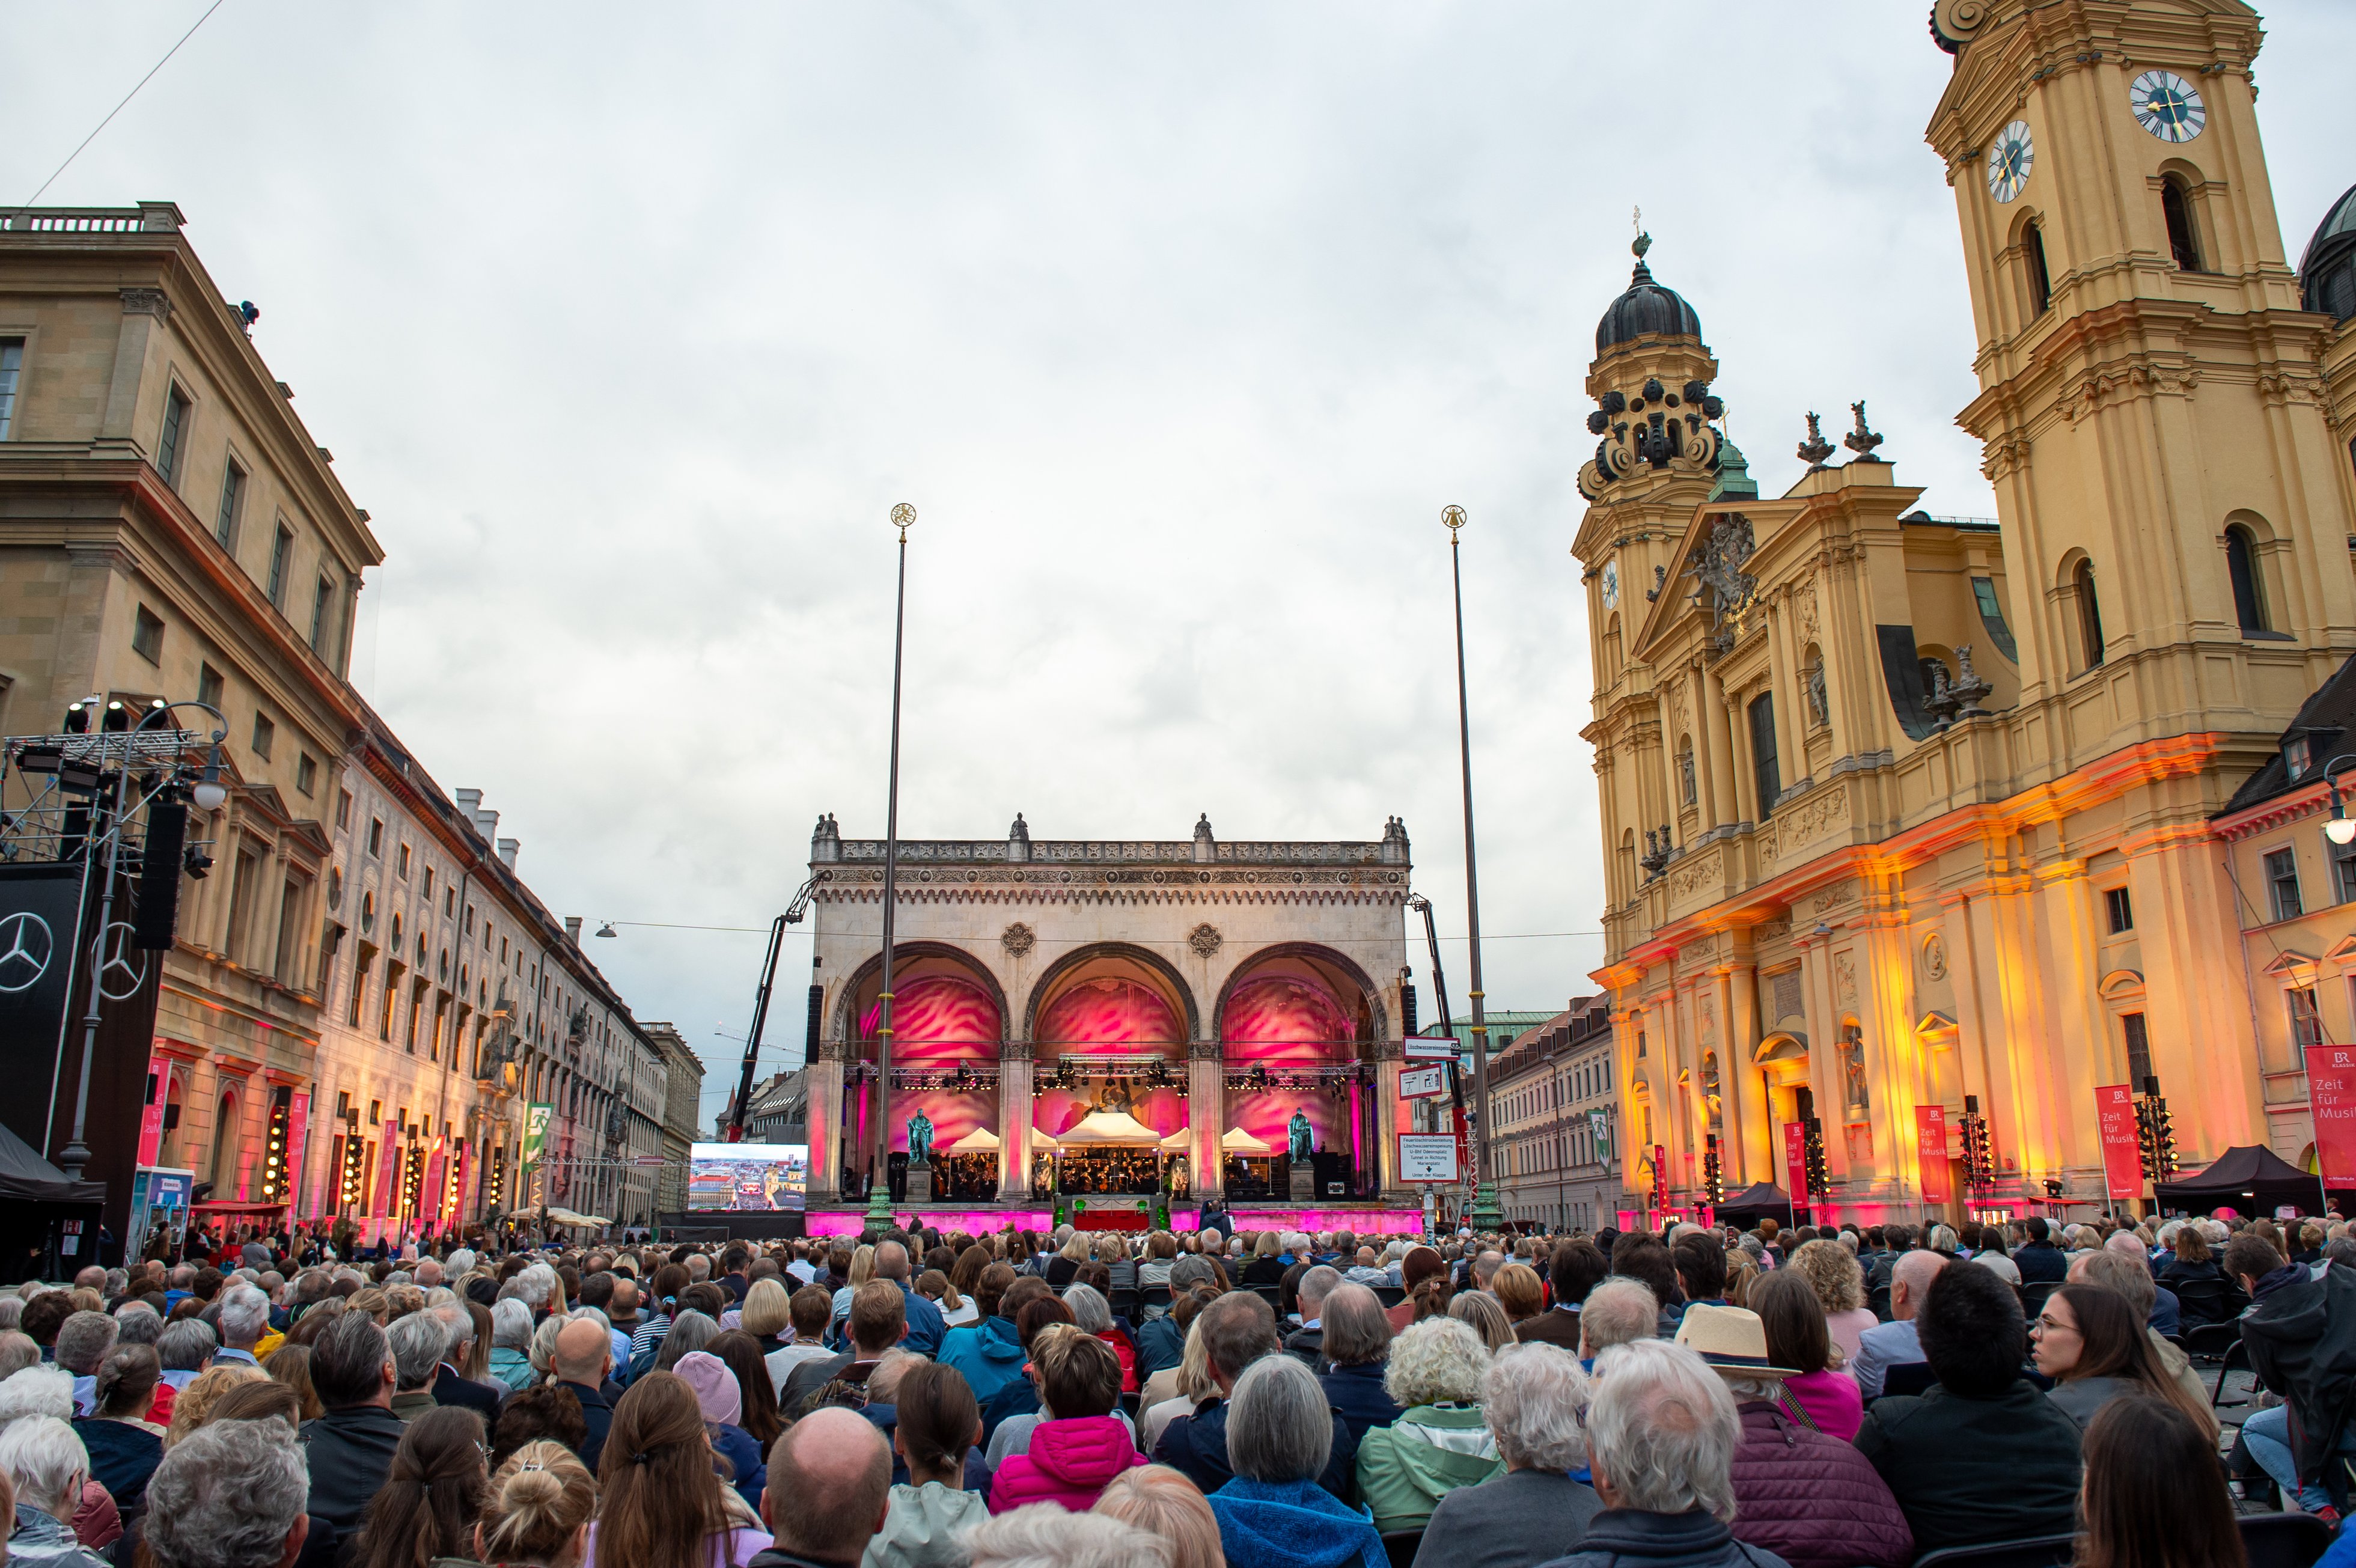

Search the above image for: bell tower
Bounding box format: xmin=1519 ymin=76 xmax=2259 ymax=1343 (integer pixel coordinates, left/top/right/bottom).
xmin=1924 ymin=0 xmax=2355 ymax=763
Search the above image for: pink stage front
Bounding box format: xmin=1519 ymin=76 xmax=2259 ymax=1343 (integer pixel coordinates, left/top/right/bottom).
xmin=804 ymin=1205 xmax=1427 ymax=1238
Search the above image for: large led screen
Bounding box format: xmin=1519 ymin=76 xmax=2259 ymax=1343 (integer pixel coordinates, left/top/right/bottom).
xmin=688 ymin=1143 xmax=808 ymax=1211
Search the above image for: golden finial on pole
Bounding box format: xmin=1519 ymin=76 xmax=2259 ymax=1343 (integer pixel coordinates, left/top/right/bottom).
xmin=891 ymin=501 xmax=917 ymax=541
xmin=1442 ymin=504 xmax=1467 ymax=533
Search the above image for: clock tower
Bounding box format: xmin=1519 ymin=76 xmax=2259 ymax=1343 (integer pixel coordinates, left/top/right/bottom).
xmin=1925 ymin=0 xmax=2356 ymax=757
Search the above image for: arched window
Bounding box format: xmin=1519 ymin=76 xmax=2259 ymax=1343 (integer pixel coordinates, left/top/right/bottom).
xmin=2025 ymin=221 xmax=2054 ymax=316
xmin=2161 ymin=177 xmax=2203 ymax=272
xmin=2226 ymin=523 xmax=2267 ymax=632
xmin=2074 ymin=559 xmax=2107 ymax=670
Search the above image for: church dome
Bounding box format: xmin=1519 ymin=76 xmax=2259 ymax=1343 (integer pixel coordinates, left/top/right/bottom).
xmin=1597 ymin=233 xmax=1703 ymax=353
xmin=2300 ymin=180 xmax=2356 ymax=323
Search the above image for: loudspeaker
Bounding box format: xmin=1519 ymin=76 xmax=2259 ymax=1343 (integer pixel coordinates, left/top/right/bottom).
xmin=804 ymin=984 xmax=823 ymax=1067
xmin=134 ymin=800 xmax=187 ymax=950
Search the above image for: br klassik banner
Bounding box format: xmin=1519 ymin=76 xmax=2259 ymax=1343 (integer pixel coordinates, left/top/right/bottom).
xmin=1914 ymin=1105 xmax=1950 ymax=1203
xmin=2094 ymin=1084 xmax=2144 ymax=1200
xmin=2306 ymin=1044 xmax=2356 ymax=1186
xmin=1783 ymin=1121 xmax=1809 ymax=1200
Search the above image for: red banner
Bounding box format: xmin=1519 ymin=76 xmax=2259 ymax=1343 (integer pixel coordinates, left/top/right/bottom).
xmin=285 ymin=1093 xmax=310 ymax=1218
xmin=2307 ymin=1044 xmax=2356 ymax=1186
xmin=1783 ymin=1121 xmax=1809 ymax=1201
xmin=373 ymin=1121 xmax=401 ymax=1218
xmin=423 ymin=1148 xmax=447 ymax=1228
xmin=138 ymin=1065 xmax=166 ymax=1167
xmin=2094 ymin=1085 xmax=2143 ymax=1200
xmin=452 ymin=1142 xmax=471 ymax=1222
xmin=1915 ymin=1105 xmax=1950 ymax=1203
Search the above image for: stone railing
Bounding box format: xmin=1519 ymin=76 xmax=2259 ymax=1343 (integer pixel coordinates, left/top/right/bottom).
xmin=834 ymin=838 xmax=1393 ymax=865
xmin=1 ymin=203 xmax=182 ymax=234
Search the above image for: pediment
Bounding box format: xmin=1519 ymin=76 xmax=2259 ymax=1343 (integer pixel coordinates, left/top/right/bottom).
xmin=2262 ymin=951 xmax=2319 ymax=977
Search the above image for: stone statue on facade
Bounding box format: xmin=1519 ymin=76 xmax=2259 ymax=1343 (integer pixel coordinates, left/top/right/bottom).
xmin=1287 ymin=1108 xmax=1314 ymax=1164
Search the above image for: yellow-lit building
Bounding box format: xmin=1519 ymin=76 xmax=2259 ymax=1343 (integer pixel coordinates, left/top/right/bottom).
xmin=1576 ymin=0 xmax=2356 ymax=1222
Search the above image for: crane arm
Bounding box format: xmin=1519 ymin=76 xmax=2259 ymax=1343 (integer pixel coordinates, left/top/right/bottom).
xmin=725 ymin=875 xmax=823 ymax=1142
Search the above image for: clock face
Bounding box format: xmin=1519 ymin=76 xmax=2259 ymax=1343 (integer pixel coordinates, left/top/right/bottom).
xmin=2130 ymin=70 xmax=2205 ymax=143
xmin=1986 ymin=120 xmax=2034 ymax=203
xmin=1600 ymin=561 xmax=1620 ymax=610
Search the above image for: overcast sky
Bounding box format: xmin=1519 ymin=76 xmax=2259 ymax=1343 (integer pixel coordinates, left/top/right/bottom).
xmin=7 ymin=3 xmax=2351 ymax=1130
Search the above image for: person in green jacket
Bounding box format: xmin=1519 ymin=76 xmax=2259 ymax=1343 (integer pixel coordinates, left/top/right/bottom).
xmin=1355 ymin=1316 xmax=1503 ymax=1532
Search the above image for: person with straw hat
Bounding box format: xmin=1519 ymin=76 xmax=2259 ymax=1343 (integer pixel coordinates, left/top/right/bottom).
xmin=1671 ymin=1305 xmax=1911 ymax=1568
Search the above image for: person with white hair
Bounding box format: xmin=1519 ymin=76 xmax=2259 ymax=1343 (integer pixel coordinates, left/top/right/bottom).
xmin=1532 ymin=1340 xmax=1781 ymax=1568
xmin=0 ymin=1415 xmax=109 ymax=1567
xmin=385 ymin=1310 xmax=450 ymax=1421
xmin=52 ymin=1312 xmax=116 ymax=1417
xmin=157 ymin=1320 xmax=218 ymax=1392
xmin=142 ymin=1417 xmax=312 ymax=1568
xmin=427 ymin=1301 xmax=502 ymax=1417
xmin=215 ymin=1284 xmax=272 ymax=1368
xmin=1414 ymin=1343 xmax=1603 ymax=1568
xmin=1576 ymin=1279 xmax=1659 ymax=1368
xmin=487 ymin=1298 xmax=537 ymax=1393
xmin=1354 ymin=1315 xmax=1503 ymax=1532
xmin=1204 ymin=1355 xmax=1386 ymax=1568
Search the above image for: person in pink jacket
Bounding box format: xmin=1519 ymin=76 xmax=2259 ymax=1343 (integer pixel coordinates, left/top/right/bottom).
xmin=987 ymin=1327 xmax=1144 ymax=1513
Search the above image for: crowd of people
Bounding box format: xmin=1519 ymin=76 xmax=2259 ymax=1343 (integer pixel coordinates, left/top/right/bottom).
xmin=0 ymin=1208 xmax=2347 ymax=1568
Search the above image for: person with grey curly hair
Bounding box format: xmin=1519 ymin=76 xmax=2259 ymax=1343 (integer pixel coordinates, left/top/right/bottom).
xmin=1354 ymin=1315 xmax=1502 ymax=1532
xmin=142 ymin=1415 xmax=311 ymax=1568
xmin=1416 ymin=1343 xmax=1602 ymax=1568
xmin=1533 ymin=1340 xmax=1768 ymax=1568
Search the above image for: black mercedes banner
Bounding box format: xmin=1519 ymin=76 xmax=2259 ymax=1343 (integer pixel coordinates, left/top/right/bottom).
xmin=0 ymin=862 xmax=93 ymax=1150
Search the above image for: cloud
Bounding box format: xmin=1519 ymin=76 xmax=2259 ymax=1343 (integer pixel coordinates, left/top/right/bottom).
xmin=6 ymin=1 xmax=2348 ymax=1125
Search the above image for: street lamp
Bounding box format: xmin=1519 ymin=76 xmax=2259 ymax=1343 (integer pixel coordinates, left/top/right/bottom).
xmin=2319 ymin=755 xmax=2356 ymax=844
xmin=868 ymin=502 xmax=917 ymax=1237
xmin=1441 ymin=505 xmax=1503 ymax=1231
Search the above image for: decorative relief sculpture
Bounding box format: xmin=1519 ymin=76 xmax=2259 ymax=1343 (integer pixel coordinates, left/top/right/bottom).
xmin=1668 ymin=849 xmax=1719 ymax=903
xmin=1685 ymin=514 xmax=1759 ymax=654
xmin=1805 ymin=662 xmax=1830 ymax=728
xmin=1834 ymin=950 xmax=1859 ymax=1009
xmin=1001 ymin=921 xmax=1037 ymax=957
xmin=1187 ymin=923 xmax=1222 ymax=958
xmin=1922 ymin=932 xmax=1949 ymax=982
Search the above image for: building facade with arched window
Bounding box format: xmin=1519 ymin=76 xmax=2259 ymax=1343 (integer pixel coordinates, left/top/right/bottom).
xmin=1575 ymin=0 xmax=2356 ymax=1223
xmin=799 ymin=813 xmax=1421 ymax=1232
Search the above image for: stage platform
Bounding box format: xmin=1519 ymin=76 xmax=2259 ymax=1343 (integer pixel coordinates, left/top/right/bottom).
xmin=797 ymin=1201 xmax=1427 ymax=1238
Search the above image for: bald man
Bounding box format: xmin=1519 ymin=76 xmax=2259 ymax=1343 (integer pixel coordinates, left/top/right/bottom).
xmin=1852 ymin=1249 xmax=1949 ymax=1399
xmin=869 ymin=1241 xmax=945 ymax=1357
xmin=758 ymin=1408 xmax=891 ymax=1568
xmin=552 ymin=1317 xmax=616 ymax=1472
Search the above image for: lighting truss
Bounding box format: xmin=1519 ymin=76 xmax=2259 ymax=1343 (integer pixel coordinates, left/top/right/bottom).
xmin=1 ymin=728 xmax=209 ymax=864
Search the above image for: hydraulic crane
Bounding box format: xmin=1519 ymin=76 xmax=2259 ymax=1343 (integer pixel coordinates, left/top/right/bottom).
xmin=722 ymin=873 xmax=820 ymax=1142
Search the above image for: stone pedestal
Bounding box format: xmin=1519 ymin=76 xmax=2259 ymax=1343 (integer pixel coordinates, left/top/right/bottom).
xmin=906 ymin=1164 xmax=932 ymax=1204
xmin=1289 ymin=1164 xmax=1314 ymax=1203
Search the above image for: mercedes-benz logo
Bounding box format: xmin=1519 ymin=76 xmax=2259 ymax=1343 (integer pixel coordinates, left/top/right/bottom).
xmin=0 ymin=911 xmax=55 ymax=994
xmin=94 ymin=921 xmax=147 ymax=1001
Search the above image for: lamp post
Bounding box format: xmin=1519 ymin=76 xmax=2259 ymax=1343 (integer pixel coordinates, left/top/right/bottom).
xmin=866 ymin=502 xmax=917 ymax=1237
xmin=1442 ymin=505 xmax=1503 ymax=1231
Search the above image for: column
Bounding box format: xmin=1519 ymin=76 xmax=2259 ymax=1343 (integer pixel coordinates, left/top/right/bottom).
xmin=1189 ymin=1044 xmax=1224 ymax=1202
xmin=1655 ymin=677 xmax=1686 ymax=837
xmin=1375 ymin=1056 xmax=1401 ymax=1198
xmin=1766 ymin=598 xmax=1803 ymax=795
xmin=1798 ymin=933 xmax=1848 ymax=1183
xmin=807 ymin=1056 xmax=844 ymax=1203
xmin=999 ymin=1046 xmax=1033 ymax=1202
xmin=1703 ymin=664 xmax=1740 ymax=828
xmin=1712 ymin=965 xmax=1741 ymax=1185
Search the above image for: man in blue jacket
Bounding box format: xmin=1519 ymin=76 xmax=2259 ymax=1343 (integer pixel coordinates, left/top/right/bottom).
xmin=941 ymin=1274 xmax=1047 ymax=1407
xmin=873 ymin=1240 xmax=945 ymax=1356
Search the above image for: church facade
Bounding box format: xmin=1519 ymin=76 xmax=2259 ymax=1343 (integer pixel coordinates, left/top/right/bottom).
xmin=1577 ymin=0 xmax=2356 ymax=1223
xmin=798 ymin=813 xmax=1422 ymax=1231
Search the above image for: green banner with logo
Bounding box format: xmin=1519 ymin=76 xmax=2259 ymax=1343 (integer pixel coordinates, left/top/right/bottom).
xmin=522 ymin=1103 xmax=554 ymax=1171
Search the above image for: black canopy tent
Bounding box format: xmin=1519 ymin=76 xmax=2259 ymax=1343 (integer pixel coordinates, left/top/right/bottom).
xmin=1715 ymin=1181 xmax=1797 ymax=1226
xmin=0 ymin=1121 xmax=104 ymax=1284
xmin=2154 ymin=1144 xmax=2343 ymax=1218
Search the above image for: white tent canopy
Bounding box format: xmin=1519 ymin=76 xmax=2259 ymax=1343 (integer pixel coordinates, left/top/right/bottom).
xmin=1219 ymin=1127 xmax=1274 ymax=1154
xmin=1042 ymin=1111 xmax=1168 ymax=1147
xmin=945 ymin=1127 xmax=1002 ymax=1155
xmin=542 ymin=1208 xmax=611 ymax=1228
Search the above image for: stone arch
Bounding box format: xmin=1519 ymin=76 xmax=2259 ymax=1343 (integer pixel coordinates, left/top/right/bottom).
xmin=832 ymin=941 xmax=1009 ymax=1049
xmin=1212 ymin=941 xmax=1389 ymax=1057
xmin=1021 ymin=941 xmax=1200 ymax=1046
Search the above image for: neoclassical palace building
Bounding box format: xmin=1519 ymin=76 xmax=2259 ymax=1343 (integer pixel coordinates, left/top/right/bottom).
xmin=799 ymin=813 xmax=1422 ymax=1233
xmin=1577 ymin=0 xmax=2356 ymax=1222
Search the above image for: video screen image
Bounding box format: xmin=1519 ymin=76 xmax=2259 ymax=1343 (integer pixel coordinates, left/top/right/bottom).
xmin=687 ymin=1143 xmax=808 ymax=1210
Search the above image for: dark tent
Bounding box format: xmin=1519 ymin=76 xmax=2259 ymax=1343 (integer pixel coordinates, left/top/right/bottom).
xmin=1715 ymin=1182 xmax=1797 ymax=1225
xmin=0 ymin=1121 xmax=101 ymax=1204
xmin=2155 ymin=1144 xmax=2337 ymax=1218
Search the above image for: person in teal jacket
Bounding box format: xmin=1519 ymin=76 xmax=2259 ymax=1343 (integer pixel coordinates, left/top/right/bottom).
xmin=938 ymin=1269 xmax=1038 ymax=1408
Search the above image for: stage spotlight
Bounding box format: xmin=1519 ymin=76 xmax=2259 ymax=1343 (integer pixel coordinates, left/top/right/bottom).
xmin=183 ymin=844 xmax=214 ymax=879
xmin=62 ymin=704 xmax=89 ymax=734
xmin=101 ymin=700 xmax=129 ymax=733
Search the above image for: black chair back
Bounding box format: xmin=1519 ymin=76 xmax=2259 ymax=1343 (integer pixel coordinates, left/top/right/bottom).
xmin=2021 ymin=1281 xmax=2061 ymax=1321
xmin=2214 ymin=1340 xmax=2253 ymax=1412
xmin=2183 ymin=1322 xmax=2240 ymax=1364
xmin=1867 ymin=1283 xmax=1893 ymax=1322
xmin=1381 ymin=1531 xmax=1424 ymax=1568
xmin=2239 ymin=1512 xmax=2334 ymax=1568
xmin=1373 ymin=1286 xmax=1406 ymax=1308
xmin=2172 ymin=1272 xmax=2230 ymax=1329
xmin=1910 ymin=1533 xmax=2076 ymax=1568
xmin=1879 ymin=1361 xmax=1936 ymax=1399
xmin=1140 ymin=1283 xmax=1173 ymax=1310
